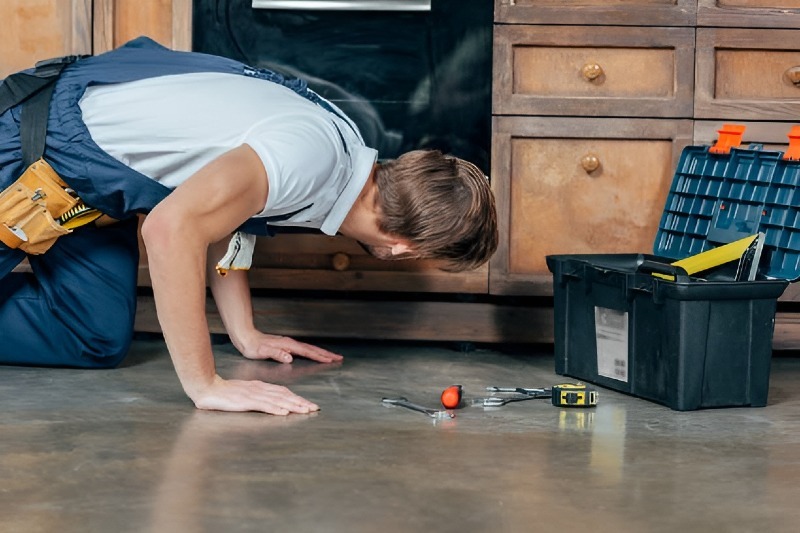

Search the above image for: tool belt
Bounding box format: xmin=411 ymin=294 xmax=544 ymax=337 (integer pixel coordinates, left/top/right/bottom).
xmin=0 ymin=54 xmax=108 ymax=254
xmin=0 ymin=159 xmax=104 ymax=254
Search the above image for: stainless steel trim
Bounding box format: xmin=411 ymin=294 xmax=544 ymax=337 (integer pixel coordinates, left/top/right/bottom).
xmin=252 ymin=0 xmax=431 ymax=11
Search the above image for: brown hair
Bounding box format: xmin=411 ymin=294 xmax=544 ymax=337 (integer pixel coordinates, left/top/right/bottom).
xmin=373 ymin=150 xmax=498 ymax=272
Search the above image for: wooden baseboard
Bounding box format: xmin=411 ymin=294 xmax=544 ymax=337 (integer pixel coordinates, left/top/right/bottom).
xmin=134 ymin=295 xmax=553 ymax=344
xmin=134 ymin=296 xmax=800 ymax=350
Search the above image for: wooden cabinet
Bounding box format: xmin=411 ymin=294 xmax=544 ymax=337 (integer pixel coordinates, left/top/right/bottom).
xmin=491 ymin=2 xmax=699 ymax=293
xmin=0 ymin=0 xmax=191 ymax=78
xmin=491 ymin=0 xmax=800 ymax=301
xmin=93 ymin=0 xmax=192 ymax=53
xmin=491 ymin=0 xmax=800 ymax=346
xmin=0 ymin=0 xmax=92 ymax=78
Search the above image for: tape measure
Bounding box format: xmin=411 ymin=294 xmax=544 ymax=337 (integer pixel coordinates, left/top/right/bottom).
xmin=551 ymin=383 xmax=598 ymax=408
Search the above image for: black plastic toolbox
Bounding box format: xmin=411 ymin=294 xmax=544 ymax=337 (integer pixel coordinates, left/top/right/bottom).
xmin=546 ymin=126 xmax=800 ymax=411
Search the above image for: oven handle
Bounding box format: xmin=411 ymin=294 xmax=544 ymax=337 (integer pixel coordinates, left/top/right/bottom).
xmin=252 ymin=0 xmax=431 ymax=11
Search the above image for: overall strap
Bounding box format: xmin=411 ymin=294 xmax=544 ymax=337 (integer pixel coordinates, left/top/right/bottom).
xmin=0 ymin=55 xmax=86 ymax=167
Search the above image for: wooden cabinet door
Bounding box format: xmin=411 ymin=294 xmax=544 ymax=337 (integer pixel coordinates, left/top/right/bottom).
xmin=495 ymin=0 xmax=696 ymax=26
xmin=493 ymin=25 xmax=695 ymax=118
xmin=698 ymin=0 xmax=800 ymax=28
xmin=93 ymin=0 xmax=191 ymax=53
xmin=696 ymin=28 xmax=800 ymax=121
xmin=490 ymin=117 xmax=693 ymax=296
xmin=0 ymin=0 xmax=92 ymax=77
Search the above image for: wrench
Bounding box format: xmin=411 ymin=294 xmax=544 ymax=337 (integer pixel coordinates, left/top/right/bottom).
xmin=381 ymin=397 xmax=454 ymax=419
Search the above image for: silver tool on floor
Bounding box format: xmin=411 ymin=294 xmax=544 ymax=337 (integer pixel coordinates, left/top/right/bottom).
xmin=381 ymin=397 xmax=455 ymax=419
xmin=486 ymin=386 xmax=550 ymax=396
xmin=472 ymin=395 xmax=544 ymax=408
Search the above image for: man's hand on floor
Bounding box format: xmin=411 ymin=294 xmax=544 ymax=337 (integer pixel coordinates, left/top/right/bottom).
xmin=192 ymin=375 xmax=320 ymax=415
xmin=233 ymin=331 xmax=344 ymax=364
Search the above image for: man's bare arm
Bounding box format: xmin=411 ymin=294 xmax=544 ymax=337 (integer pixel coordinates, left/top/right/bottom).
xmin=141 ymin=144 xmax=317 ymax=414
xmin=206 ymin=239 xmax=343 ymax=364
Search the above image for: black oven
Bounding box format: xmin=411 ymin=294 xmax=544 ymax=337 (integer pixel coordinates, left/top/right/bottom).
xmin=192 ymin=0 xmax=493 ymax=172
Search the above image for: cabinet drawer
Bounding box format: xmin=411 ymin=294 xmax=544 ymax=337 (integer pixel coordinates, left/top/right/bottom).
xmin=698 ymin=0 xmax=800 ymax=28
xmin=493 ymin=25 xmax=695 ymax=118
xmin=490 ymin=117 xmax=693 ymax=296
xmin=137 ymin=231 xmax=488 ymax=294
xmin=696 ymin=28 xmax=800 ymax=120
xmin=495 ymin=0 xmax=696 ymax=26
xmin=248 ymin=234 xmax=489 ymax=294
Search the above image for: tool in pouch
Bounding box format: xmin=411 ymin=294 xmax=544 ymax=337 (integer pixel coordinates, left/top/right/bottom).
xmin=0 ymin=53 xmax=104 ymax=255
xmin=0 ymin=159 xmax=102 ymax=254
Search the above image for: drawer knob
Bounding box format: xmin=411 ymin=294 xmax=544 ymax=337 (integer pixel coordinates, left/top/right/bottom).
xmin=785 ymin=66 xmax=800 ymax=86
xmin=331 ymin=252 xmax=351 ymax=271
xmin=581 ymin=154 xmax=601 ymax=174
xmin=582 ymin=63 xmax=604 ymax=82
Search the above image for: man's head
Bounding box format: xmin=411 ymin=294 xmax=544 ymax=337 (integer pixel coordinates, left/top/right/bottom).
xmin=370 ymin=150 xmax=498 ymax=272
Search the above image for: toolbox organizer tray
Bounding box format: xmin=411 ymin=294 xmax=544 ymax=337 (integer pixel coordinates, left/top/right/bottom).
xmin=546 ymin=125 xmax=800 ymax=411
xmin=656 ymin=145 xmax=800 ymax=281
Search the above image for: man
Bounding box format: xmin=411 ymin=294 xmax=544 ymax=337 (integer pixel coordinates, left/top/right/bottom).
xmin=0 ymin=37 xmax=498 ymax=415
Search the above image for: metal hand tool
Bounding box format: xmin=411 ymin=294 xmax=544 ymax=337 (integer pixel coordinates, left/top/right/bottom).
xmin=381 ymin=397 xmax=455 ymax=419
xmin=485 ymin=386 xmax=551 ymax=397
xmin=472 ymin=395 xmax=544 ymax=408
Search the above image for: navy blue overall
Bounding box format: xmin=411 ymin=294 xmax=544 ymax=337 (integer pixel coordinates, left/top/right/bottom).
xmin=0 ymin=37 xmax=334 ymax=368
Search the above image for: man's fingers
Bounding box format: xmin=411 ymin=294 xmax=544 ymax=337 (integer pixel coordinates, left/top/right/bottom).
xmin=281 ymin=339 xmax=343 ymax=363
xmin=251 ymin=338 xmax=343 ymax=364
xmin=256 ymin=346 xmax=294 ymax=363
xmin=194 ymin=379 xmax=319 ymax=415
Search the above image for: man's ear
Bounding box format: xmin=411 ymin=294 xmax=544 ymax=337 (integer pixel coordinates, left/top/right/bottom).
xmin=389 ymin=241 xmax=414 ymax=256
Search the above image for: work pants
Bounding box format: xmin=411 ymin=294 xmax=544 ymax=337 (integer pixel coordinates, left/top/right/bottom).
xmin=0 ymin=219 xmax=139 ymax=368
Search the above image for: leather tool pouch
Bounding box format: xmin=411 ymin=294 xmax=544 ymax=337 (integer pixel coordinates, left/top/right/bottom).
xmin=0 ymin=159 xmax=78 ymax=254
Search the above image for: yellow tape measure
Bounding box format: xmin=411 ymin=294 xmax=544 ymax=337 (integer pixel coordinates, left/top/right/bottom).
xmin=551 ymin=383 xmax=598 ymax=407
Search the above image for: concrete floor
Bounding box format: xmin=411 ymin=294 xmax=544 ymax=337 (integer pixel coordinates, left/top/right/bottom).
xmin=2 ymin=339 xmax=800 ymax=533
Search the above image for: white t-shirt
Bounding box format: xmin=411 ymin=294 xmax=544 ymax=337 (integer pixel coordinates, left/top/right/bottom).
xmin=78 ymin=72 xmax=377 ymax=235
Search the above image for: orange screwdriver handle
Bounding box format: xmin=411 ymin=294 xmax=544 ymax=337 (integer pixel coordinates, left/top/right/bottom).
xmin=441 ymin=385 xmax=464 ymax=409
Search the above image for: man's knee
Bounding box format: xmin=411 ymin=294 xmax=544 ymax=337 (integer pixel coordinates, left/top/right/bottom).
xmin=71 ymin=303 xmax=136 ymax=368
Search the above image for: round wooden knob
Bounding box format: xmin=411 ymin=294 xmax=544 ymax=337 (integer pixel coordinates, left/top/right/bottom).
xmin=331 ymin=252 xmax=351 ymax=271
xmin=785 ymin=66 xmax=800 ymax=86
xmin=581 ymin=154 xmax=601 ymax=173
xmin=582 ymin=63 xmax=603 ymax=81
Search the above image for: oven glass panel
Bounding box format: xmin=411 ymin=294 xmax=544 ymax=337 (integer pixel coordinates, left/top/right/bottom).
xmin=193 ymin=0 xmax=492 ymax=172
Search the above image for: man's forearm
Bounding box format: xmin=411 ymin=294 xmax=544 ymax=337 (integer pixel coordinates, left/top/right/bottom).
xmin=144 ymin=223 xmax=217 ymax=400
xmin=207 ymin=238 xmax=256 ymax=347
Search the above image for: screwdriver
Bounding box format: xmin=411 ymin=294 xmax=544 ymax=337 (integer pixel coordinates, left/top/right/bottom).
xmin=440 ymin=385 xmax=463 ymax=409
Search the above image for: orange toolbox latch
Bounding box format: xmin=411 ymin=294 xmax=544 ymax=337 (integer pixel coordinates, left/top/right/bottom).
xmin=783 ymin=125 xmax=800 ymax=161
xmin=709 ymin=124 xmax=746 ymax=155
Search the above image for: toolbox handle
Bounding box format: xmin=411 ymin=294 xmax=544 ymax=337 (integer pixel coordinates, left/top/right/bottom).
xmin=635 ymin=255 xmax=690 ymax=282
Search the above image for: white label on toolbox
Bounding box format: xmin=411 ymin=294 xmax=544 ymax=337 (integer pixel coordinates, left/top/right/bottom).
xmin=594 ymin=307 xmax=629 ymax=383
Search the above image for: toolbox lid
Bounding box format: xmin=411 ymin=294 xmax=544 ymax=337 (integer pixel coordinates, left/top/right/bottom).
xmin=654 ymin=126 xmax=800 ymax=281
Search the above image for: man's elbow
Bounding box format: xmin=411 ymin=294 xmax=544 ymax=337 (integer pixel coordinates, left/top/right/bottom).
xmin=140 ymin=208 xmax=183 ymax=254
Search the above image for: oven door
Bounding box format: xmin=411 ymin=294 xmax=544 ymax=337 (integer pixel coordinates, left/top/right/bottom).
xmin=193 ymin=0 xmax=492 ymax=172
